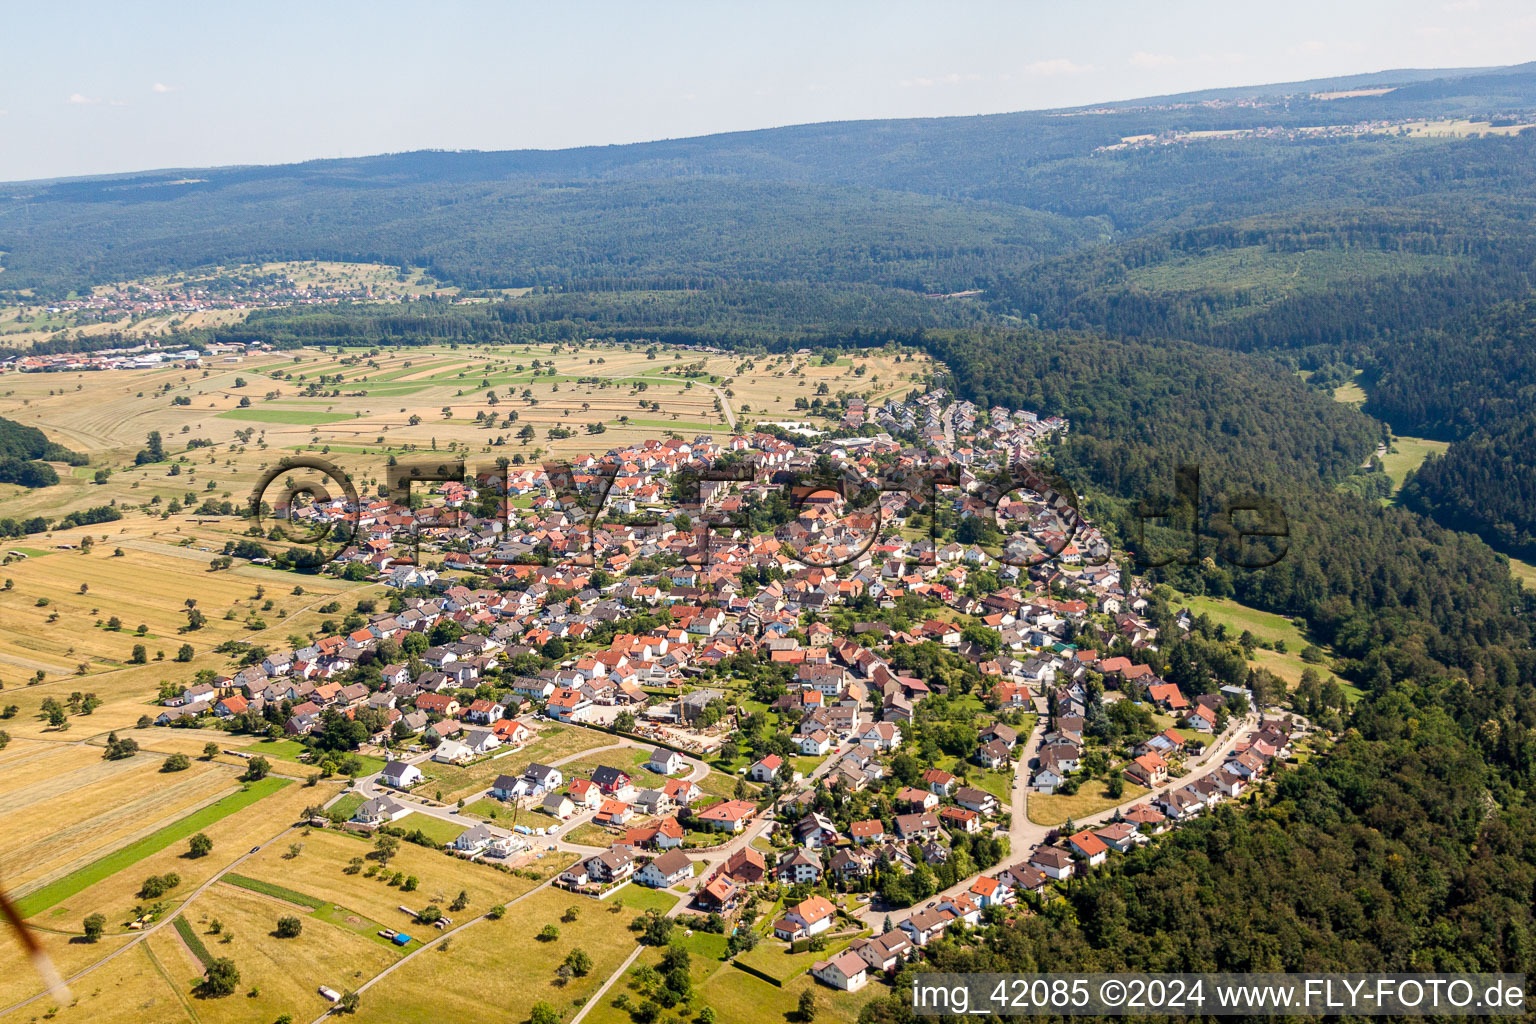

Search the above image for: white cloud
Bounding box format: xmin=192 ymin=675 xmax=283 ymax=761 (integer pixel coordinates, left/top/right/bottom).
xmin=1129 ymin=51 xmax=1179 ymax=69
xmin=67 ymin=93 xmax=100 ymax=105
xmin=1023 ymin=58 xmax=1094 ymax=77
xmin=152 ymin=82 xmax=176 ymax=93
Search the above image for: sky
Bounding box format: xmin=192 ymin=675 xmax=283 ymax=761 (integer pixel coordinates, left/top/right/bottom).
xmin=3 ymin=0 xmax=1535 ymax=181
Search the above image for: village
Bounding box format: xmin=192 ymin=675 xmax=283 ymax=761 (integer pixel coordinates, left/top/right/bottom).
xmin=114 ymin=382 xmax=1309 ymax=1019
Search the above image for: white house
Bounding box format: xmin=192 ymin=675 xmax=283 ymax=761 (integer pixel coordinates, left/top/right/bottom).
xmin=380 ymin=760 xmax=423 ymax=789
xmin=432 ymin=739 xmax=474 ymax=765
xmin=811 ymin=950 xmax=869 ymax=992
xmin=451 ymin=823 xmax=496 ymax=853
xmin=798 ymin=730 xmax=832 ymax=757
xmin=646 ymin=748 xmax=687 ymax=776
xmin=352 ymin=795 xmax=410 ymax=826
xmin=636 ymin=849 xmax=694 ymax=889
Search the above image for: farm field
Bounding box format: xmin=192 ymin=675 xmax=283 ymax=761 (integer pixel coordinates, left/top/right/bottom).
xmin=0 ymin=341 xmax=928 ymax=534
xmin=0 ymin=530 xmax=358 ymax=703
xmin=351 ymin=886 xmax=669 ymax=1024
xmin=0 ymin=940 xmax=189 ymax=1024
xmin=0 ymin=749 xmax=253 ymax=898
xmin=153 ymin=881 xmax=398 ymax=1024
xmin=232 ymin=829 xmax=554 ymax=928
xmin=23 ymin=777 xmax=331 ymax=936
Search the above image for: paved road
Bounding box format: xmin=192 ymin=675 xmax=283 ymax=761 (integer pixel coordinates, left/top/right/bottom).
xmin=848 ymin=704 xmax=1259 ymax=930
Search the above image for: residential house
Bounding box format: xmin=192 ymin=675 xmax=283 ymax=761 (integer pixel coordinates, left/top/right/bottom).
xmin=811 ymin=951 xmax=869 ymax=992
xmin=352 ymin=795 xmax=410 ymax=826
xmin=773 ymin=895 xmax=836 ymax=941
xmin=637 ymin=849 xmax=694 ymax=889
xmin=646 ymin=748 xmax=687 ymax=776
xmin=380 ymin=761 xmax=423 ymax=789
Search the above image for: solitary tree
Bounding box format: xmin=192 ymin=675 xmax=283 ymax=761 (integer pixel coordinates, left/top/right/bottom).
xmin=82 ymin=913 xmax=106 ymax=943
xmin=198 ymin=957 xmax=240 ymax=998
xmin=188 ymin=832 xmax=213 ymax=858
xmin=275 ymin=916 xmax=303 ymax=938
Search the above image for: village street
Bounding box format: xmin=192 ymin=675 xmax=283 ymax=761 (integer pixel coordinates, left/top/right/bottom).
xmin=848 ymin=699 xmax=1260 ymax=930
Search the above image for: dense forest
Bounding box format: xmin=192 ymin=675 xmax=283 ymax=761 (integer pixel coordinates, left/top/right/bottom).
xmin=0 ymin=415 xmax=84 ymax=488
xmin=7 ymin=61 xmax=1536 ymax=1018
xmin=5 ymin=64 xmax=1536 ymax=297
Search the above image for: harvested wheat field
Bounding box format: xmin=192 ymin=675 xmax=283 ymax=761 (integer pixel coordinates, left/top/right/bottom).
xmin=0 ymin=751 xmax=242 ymax=892
xmin=32 ymin=779 xmax=342 ymax=937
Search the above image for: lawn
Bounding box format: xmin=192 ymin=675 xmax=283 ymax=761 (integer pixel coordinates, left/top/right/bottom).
xmin=462 ymin=798 xmax=560 ymax=831
xmin=695 ymin=767 xmax=750 ymax=801
xmin=697 ymin=963 xmax=888 ymax=1024
xmin=15 ymin=776 xmax=292 ymax=917
xmin=1027 ymin=780 xmax=1152 ymax=827
xmin=559 ymin=745 xmax=681 ymax=788
xmin=252 ymin=736 xmax=388 ymax=776
xmin=565 ymin=822 xmax=617 ymax=848
xmin=734 ymin=932 xmax=858 ymax=983
xmin=332 ymin=791 xmax=367 ymax=820
xmin=393 ymin=812 xmax=467 ymax=845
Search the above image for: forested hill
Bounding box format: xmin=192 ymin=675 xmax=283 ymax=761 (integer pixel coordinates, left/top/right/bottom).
xmin=5 ymin=63 xmax=1536 ymax=296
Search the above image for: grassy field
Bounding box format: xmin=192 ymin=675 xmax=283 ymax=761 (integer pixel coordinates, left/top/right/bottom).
xmin=0 ymin=941 xmax=188 ymax=1024
xmin=232 ymin=829 xmax=552 ymax=928
xmin=1027 ymin=780 xmax=1152 ymax=827
xmin=13 ymin=776 xmax=292 ymax=917
xmin=27 ymin=778 xmax=334 ymax=938
xmin=216 ymin=408 xmax=357 ymax=425
xmin=1167 ymin=589 xmax=1348 ymax=694
xmin=0 ymin=534 xmax=357 ymax=702
xmin=697 ymin=964 xmax=888 ymax=1024
xmin=1378 ymin=434 xmax=1450 ymax=494
xmin=557 ymin=745 xmax=685 ymax=789
xmin=1507 ymin=554 xmax=1536 ymax=589
xmin=392 ymin=812 xmax=467 ymax=845
xmin=350 ymin=886 xmax=658 ymax=1024
xmin=3 ymin=748 xmax=250 ymax=896
xmin=157 ymin=880 xmax=398 ymax=1024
